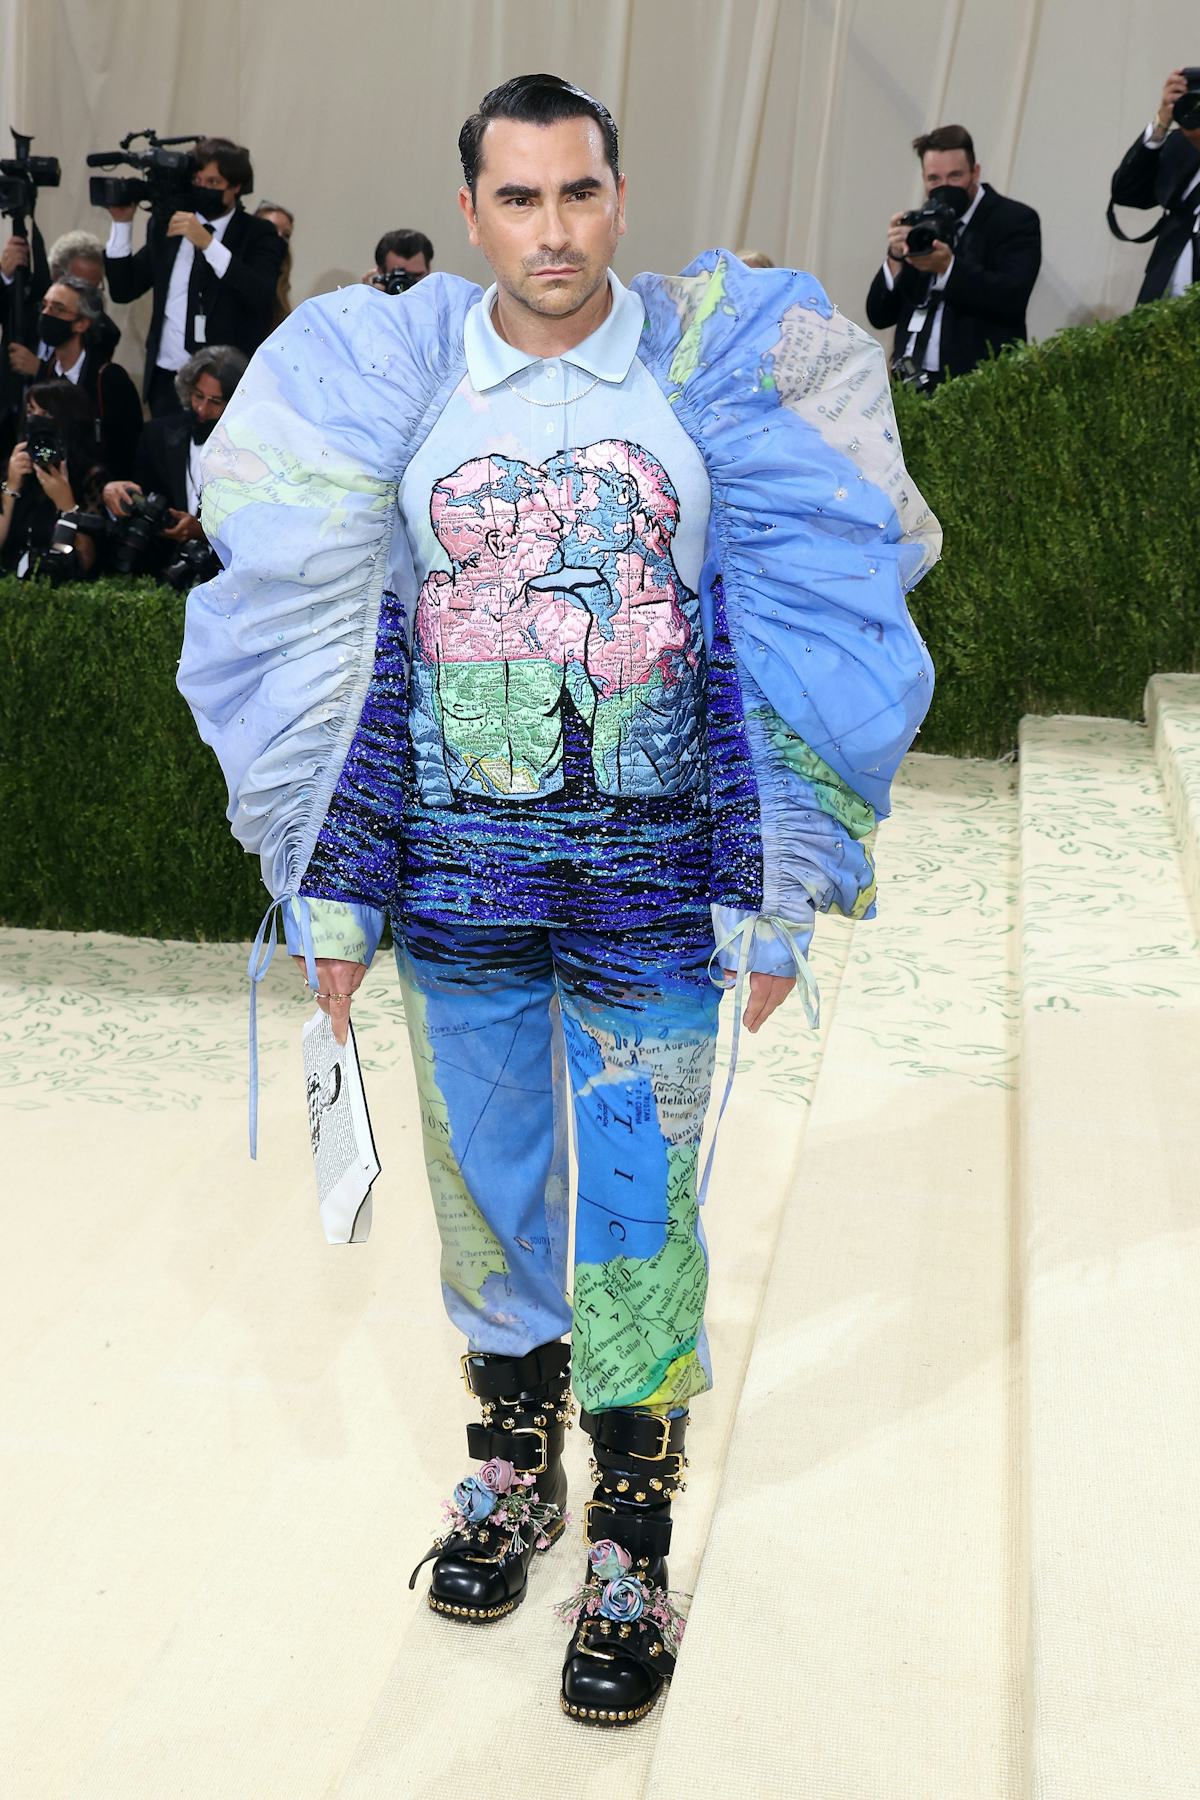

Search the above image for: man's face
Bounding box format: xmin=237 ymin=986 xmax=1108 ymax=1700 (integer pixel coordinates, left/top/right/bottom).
xmin=42 ymin=282 xmax=87 ymax=345
xmin=382 ymin=249 xmax=429 ymax=280
xmin=190 ymin=371 xmax=227 ymax=422
xmin=67 ymin=255 xmax=103 ymax=288
xmin=459 ymin=115 xmax=626 ymax=322
xmin=921 ymin=149 xmax=981 ymax=203
xmin=193 ymin=160 xmax=239 ymax=213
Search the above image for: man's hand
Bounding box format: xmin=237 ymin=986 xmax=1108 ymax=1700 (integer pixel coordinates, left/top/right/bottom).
xmin=5 ymin=443 xmax=31 ymax=490
xmin=906 ymin=240 xmax=954 ymax=277
xmin=7 ymin=343 xmax=39 ymax=376
xmin=103 ymin=479 xmax=142 ymax=518
xmin=1159 ymin=69 xmax=1188 ymax=130
xmin=1 ymin=235 xmax=30 ymax=278
xmin=161 ymin=508 xmax=205 ymax=543
xmin=886 ymin=211 xmax=910 ymax=267
xmin=291 ymin=954 xmax=368 ymax=1046
xmin=719 ymin=969 xmax=796 ymax=1034
xmin=106 ymin=204 xmax=136 ymax=224
xmin=167 ymin=212 xmax=213 ymax=250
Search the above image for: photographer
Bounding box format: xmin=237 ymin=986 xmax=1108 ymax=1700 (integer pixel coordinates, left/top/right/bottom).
xmin=254 ymin=199 xmax=294 ymax=327
xmin=103 ymin=136 xmax=284 ymax=417
xmin=866 ymin=124 xmax=1041 ymax=389
xmin=1109 ymin=69 xmax=1200 ymax=304
xmin=9 ymin=276 xmax=142 ymax=478
xmin=102 ymin=344 xmax=245 ymax=579
xmin=360 ymin=226 xmax=433 ymax=290
xmin=0 ymin=219 xmax=50 ymax=337
xmin=0 ymin=379 xmax=108 ymax=578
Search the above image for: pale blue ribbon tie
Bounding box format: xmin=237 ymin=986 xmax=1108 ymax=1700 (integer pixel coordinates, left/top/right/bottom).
xmin=247 ymin=893 xmax=316 ymax=1159
xmin=697 ymin=914 xmax=820 ymax=1207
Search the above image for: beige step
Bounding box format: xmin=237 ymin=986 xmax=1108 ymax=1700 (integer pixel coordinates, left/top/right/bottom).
xmin=1018 ymin=716 xmax=1200 ymax=1800
xmin=646 ymin=755 xmax=1022 ymax=1799
xmin=1145 ymin=673 xmax=1200 ymax=937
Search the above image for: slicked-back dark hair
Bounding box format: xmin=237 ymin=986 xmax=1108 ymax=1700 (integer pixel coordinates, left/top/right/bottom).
xmin=912 ymin=124 xmax=977 ymax=167
xmin=458 ymin=73 xmax=620 ymax=199
xmin=374 ymin=227 xmax=434 ymax=269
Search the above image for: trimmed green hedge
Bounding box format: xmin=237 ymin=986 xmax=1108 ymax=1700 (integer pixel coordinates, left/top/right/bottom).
xmin=893 ymin=285 xmax=1200 ymax=755
xmin=0 ymin=580 xmax=264 ymax=939
xmin=3 ymin=288 xmax=1198 ymax=939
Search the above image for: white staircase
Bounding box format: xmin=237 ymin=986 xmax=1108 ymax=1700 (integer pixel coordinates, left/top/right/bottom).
xmin=4 ymin=682 xmax=1200 ymax=1798
xmin=654 ymin=682 xmax=1200 ymax=1800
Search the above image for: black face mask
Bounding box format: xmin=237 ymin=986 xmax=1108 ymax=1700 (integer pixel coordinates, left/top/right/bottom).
xmin=928 ymin=183 xmax=972 ymax=221
xmin=39 ymin=313 xmax=76 ymax=349
xmin=190 ymin=185 xmax=230 ymax=221
xmin=189 ymin=411 xmax=219 ymax=444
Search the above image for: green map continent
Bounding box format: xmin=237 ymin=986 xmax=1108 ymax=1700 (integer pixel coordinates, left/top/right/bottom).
xmin=399 ymin=982 xmax=510 ymax=1310
xmin=572 ymin=1143 xmax=711 ymax=1411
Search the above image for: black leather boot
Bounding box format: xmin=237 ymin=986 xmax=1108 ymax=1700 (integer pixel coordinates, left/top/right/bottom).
xmin=409 ymin=1341 xmax=571 ymax=1623
xmin=559 ymin=1406 xmax=689 ymax=1725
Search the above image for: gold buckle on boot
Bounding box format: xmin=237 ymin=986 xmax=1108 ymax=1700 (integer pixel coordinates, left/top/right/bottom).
xmin=576 ymin=1621 xmax=616 ymax=1661
xmin=640 ymin=1415 xmax=672 ymax=1461
xmin=510 ymin=1426 xmax=548 ymax=1474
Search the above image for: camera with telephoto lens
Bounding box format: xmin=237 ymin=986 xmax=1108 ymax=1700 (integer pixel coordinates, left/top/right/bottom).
xmin=87 ymin=129 xmax=200 ymax=219
xmin=0 ymin=129 xmax=60 ymax=221
xmin=899 ymin=183 xmax=971 ymax=255
xmin=107 ymin=489 xmax=173 ymax=574
xmin=162 ymin=537 xmax=220 ymax=591
xmin=25 ymin=415 xmax=68 ymax=470
xmin=1175 ymin=69 xmax=1200 ymax=131
xmin=371 ymin=267 xmax=421 ymax=295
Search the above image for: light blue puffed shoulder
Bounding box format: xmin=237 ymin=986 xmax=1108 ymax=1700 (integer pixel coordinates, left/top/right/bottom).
xmin=178 ymin=274 xmax=482 ymax=910
xmin=630 ymin=250 xmax=939 ymax=978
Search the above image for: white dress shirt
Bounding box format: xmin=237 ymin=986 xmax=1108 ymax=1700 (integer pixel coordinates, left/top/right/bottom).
xmin=52 ymin=348 xmax=85 ymax=385
xmin=1141 ymin=124 xmax=1200 ymax=296
xmin=106 ymin=205 xmax=236 ymax=371
xmin=881 ymin=182 xmax=987 ymax=371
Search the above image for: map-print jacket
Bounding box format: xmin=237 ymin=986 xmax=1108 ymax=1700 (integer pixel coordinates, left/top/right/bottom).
xmin=178 ymin=251 xmax=940 ymax=990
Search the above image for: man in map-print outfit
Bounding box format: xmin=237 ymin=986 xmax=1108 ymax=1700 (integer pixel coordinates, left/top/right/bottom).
xmin=179 ymin=73 xmax=940 ymax=1726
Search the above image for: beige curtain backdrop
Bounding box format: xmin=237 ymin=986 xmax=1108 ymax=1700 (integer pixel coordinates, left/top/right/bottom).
xmin=0 ymin=0 xmax=1194 ymax=381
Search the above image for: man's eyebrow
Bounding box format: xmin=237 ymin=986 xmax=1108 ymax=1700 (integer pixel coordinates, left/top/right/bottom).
xmin=490 ymin=176 xmax=605 ymax=200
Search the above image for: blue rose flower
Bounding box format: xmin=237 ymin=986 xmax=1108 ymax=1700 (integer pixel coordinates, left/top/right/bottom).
xmin=453 ymin=1476 xmax=498 ymax=1523
xmin=598 ymin=1575 xmax=646 ymax=1624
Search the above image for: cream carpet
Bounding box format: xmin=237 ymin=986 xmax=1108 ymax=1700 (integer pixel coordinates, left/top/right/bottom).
xmin=3 ymin=711 xmax=1197 ymax=1799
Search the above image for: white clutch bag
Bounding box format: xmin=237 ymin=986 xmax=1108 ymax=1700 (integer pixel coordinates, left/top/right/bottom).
xmin=301 ymin=1010 xmax=381 ymax=1243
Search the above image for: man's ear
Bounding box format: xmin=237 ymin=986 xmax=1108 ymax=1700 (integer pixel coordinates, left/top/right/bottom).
xmin=459 ymin=185 xmax=480 ymax=247
xmin=615 ymin=171 xmax=628 ymax=241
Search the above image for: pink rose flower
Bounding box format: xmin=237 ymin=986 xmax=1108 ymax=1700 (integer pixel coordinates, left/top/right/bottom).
xmin=477 ymin=1458 xmax=514 ymax=1496
xmin=588 ymin=1538 xmax=633 ymax=1583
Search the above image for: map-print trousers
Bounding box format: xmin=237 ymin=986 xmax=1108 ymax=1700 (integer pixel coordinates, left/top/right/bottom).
xmin=394 ymin=912 xmax=722 ymax=1413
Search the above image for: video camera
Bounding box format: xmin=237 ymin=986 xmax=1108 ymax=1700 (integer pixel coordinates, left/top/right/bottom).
xmin=899 ymin=184 xmax=971 ymax=256
xmin=87 ymin=129 xmax=200 ymax=219
xmin=0 ymin=129 xmax=60 ymax=224
xmin=369 ymin=267 xmax=422 ymax=296
xmin=1175 ymin=69 xmax=1200 ymax=131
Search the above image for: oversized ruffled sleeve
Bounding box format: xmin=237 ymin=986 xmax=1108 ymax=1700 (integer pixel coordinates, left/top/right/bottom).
xmin=633 ymin=252 xmax=939 ymax=985
xmin=177 ymin=275 xmax=477 ymax=961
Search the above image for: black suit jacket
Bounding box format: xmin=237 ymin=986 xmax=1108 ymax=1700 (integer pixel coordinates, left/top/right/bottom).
xmin=133 ymin=410 xmax=193 ymax=513
xmin=1110 ymin=130 xmax=1200 ymax=304
xmin=105 ymin=204 xmax=285 ymax=399
xmin=865 ymin=186 xmax=1042 ymax=380
xmin=38 ymin=345 xmax=144 ymax=481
